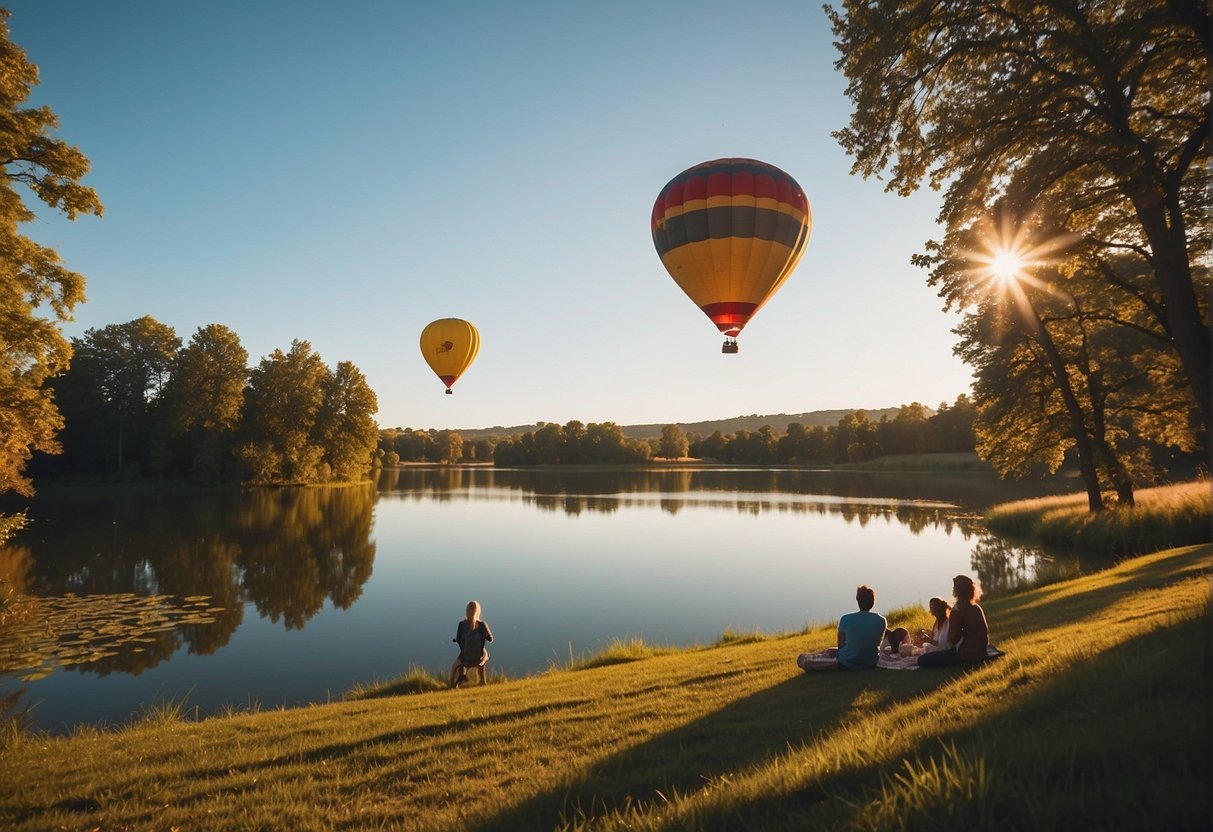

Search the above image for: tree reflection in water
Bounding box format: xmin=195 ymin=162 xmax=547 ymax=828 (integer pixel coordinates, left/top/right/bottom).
xmin=0 ymin=484 xmax=377 ymax=676
xmin=0 ymin=468 xmax=1071 ymax=688
xmin=379 ymin=466 xmax=1071 ymax=597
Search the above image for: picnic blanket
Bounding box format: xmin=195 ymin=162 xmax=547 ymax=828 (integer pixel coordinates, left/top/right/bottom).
xmin=797 ymin=645 xmax=1003 ymax=672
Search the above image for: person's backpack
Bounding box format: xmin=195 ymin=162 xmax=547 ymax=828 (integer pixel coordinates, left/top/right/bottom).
xmin=460 ymin=623 xmax=486 ymax=664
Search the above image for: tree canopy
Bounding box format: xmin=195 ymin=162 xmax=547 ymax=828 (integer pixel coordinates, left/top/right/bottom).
xmin=0 ymin=10 xmax=102 ymax=541
xmin=828 ymin=0 xmax=1210 ymax=426
xmin=828 ymin=0 xmax=1210 ymax=503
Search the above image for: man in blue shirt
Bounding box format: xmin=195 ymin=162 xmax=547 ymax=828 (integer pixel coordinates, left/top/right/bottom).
xmin=835 ymin=585 xmax=887 ymax=670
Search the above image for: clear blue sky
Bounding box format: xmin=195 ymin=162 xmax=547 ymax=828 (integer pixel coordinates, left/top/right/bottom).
xmin=8 ymin=1 xmax=973 ymax=431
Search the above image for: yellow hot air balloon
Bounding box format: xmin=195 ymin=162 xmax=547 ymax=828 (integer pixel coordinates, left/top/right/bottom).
xmin=420 ymin=318 xmax=480 ymax=394
xmin=651 ymin=158 xmax=812 ymax=352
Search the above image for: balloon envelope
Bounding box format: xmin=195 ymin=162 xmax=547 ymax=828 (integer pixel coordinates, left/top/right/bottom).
xmin=420 ymin=318 xmax=480 ymax=392
xmin=651 ymin=158 xmax=811 ymax=340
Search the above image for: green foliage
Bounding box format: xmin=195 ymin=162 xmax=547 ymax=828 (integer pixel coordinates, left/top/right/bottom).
xmin=0 ymin=8 xmax=102 ymax=520
xmin=953 ymin=241 xmax=1204 ymax=503
xmin=656 ymin=424 xmax=689 ymax=459
xmin=233 ymin=341 xmax=379 ymax=485
xmin=494 ymin=420 xmax=651 ymax=465
xmin=52 ymin=316 xmax=181 ymax=476
xmin=312 ymin=361 xmax=379 ymax=481
xmin=40 ymin=324 xmax=378 ymax=486
xmin=834 ymin=0 xmax=1213 ymax=448
xmin=688 ymin=397 xmax=977 ymax=464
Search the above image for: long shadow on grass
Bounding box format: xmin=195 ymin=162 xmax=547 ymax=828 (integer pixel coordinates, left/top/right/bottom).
xmin=464 ymin=666 xmax=948 ymax=831
xmin=467 ymin=547 xmax=1211 ymax=831
xmin=986 ymin=544 xmax=1210 ymax=637
xmin=686 ymin=616 xmax=1212 ymax=831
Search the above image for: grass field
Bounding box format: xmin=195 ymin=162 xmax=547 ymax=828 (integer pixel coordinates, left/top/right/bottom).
xmin=985 ymin=479 xmax=1211 ymax=556
xmin=1 ymin=539 xmax=1208 ymax=831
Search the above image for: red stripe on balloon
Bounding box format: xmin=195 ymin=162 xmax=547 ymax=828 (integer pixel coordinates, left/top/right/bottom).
xmin=701 ymin=301 xmax=758 ymax=337
xmin=440 ymin=375 xmax=458 ymax=388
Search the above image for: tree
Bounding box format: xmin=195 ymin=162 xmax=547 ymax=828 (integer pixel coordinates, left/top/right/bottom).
xmin=828 ymin=0 xmax=1211 ymax=431
xmin=879 ymin=403 xmax=932 ymax=456
xmin=0 ymin=10 xmax=103 ymax=539
xmin=657 ymin=424 xmax=689 ymax=460
xmin=312 ymin=361 xmax=379 ymax=481
xmin=532 ymin=422 xmax=564 ymax=464
xmin=55 ymin=316 xmax=180 ymax=475
xmin=162 ymin=324 xmax=248 ymax=482
xmin=690 ymin=430 xmax=727 ymax=461
xmin=427 ymin=429 xmax=464 ymax=464
xmin=833 ymin=411 xmax=880 ymax=462
xmin=238 ymin=340 xmax=327 ymax=484
xmin=929 ymin=395 xmax=977 ymax=453
xmin=957 ymin=250 xmax=1199 ymax=505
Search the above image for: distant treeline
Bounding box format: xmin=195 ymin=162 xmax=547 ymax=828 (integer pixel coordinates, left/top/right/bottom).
xmin=33 ymin=316 xmax=380 ymax=485
xmin=378 ymin=397 xmax=979 ymax=466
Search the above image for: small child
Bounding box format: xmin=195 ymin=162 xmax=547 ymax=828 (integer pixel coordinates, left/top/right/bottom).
xmin=915 ymin=597 xmax=952 ymax=652
xmin=449 ymin=600 xmax=494 ymax=688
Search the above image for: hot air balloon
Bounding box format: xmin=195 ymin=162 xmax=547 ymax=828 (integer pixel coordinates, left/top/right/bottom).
xmin=420 ymin=318 xmax=480 ymax=394
xmin=651 ymin=158 xmax=811 ymax=353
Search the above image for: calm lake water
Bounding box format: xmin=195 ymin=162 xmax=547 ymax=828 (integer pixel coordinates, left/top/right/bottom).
xmin=1 ymin=466 xmax=1073 ymax=732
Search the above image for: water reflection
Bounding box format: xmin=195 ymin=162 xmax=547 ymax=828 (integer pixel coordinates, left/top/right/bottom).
xmin=375 ymin=466 xmax=1066 ymax=602
xmin=1 ymin=485 xmax=377 ymax=676
xmin=376 ymin=465 xmax=1067 ymax=514
xmin=0 ymin=467 xmax=1078 ymax=731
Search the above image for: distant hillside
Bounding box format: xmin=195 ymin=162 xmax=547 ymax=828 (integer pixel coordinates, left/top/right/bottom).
xmin=451 ymin=407 xmax=917 ymax=441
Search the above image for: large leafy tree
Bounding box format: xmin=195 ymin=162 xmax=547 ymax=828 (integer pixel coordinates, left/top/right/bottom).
xmin=657 ymin=424 xmax=690 ymax=460
xmin=312 ymin=360 xmax=379 ymax=481
xmin=238 ymin=340 xmax=328 ymax=484
xmin=53 ymin=316 xmax=180 ymax=475
xmin=828 ymin=0 xmax=1211 ymax=432
xmin=958 ymin=248 xmax=1199 ymax=505
xmin=238 ymin=341 xmax=379 ymax=484
xmin=0 ymin=10 xmax=102 ymax=539
xmin=162 ymin=323 xmax=248 ymax=482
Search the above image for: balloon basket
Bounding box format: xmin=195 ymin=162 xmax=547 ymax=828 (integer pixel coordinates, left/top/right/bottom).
xmin=445 ymin=389 xmax=453 ymax=395
xmin=721 ymin=339 xmax=739 ymax=354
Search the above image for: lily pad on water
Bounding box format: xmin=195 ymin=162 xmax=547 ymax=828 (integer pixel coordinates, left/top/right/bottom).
xmin=0 ymin=592 xmax=220 ymax=677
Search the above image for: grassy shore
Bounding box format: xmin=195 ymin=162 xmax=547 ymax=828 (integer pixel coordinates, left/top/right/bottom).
xmin=1 ymin=537 xmax=1208 ymax=830
xmin=985 ymin=480 xmax=1211 ymax=557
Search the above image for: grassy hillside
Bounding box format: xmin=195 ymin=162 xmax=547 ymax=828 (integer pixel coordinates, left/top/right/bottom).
xmin=2 ymin=542 xmax=1208 ymax=831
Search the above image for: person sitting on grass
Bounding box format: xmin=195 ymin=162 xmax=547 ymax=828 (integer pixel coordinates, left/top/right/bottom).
xmin=830 ymin=584 xmax=887 ymax=670
xmin=917 ymin=575 xmax=988 ymax=668
xmin=914 ymin=597 xmax=953 ymax=653
xmin=449 ymin=600 xmax=493 ymax=688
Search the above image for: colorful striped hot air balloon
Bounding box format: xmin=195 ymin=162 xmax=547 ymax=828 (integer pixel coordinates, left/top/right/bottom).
xmin=420 ymin=318 xmax=480 ymax=394
xmin=651 ymin=158 xmax=812 ymax=352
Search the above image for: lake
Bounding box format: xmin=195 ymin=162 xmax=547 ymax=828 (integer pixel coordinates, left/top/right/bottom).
xmin=0 ymin=466 xmax=1072 ymax=732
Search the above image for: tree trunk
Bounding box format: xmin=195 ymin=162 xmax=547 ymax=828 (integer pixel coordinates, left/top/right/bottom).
xmin=1086 ymin=371 xmax=1136 ymax=507
xmin=1132 ymin=195 xmax=1211 ymax=436
xmin=1011 ymin=285 xmax=1104 ymax=512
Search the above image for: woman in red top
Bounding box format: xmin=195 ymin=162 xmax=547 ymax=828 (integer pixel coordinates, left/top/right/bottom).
xmin=917 ymin=575 xmax=988 ymax=668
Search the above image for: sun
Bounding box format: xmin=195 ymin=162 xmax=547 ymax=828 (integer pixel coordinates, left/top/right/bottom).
xmin=989 ymin=249 xmax=1026 ymax=283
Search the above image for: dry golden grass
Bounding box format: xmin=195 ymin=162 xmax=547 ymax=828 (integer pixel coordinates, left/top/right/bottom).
xmin=1 ymin=543 xmax=1208 ymax=831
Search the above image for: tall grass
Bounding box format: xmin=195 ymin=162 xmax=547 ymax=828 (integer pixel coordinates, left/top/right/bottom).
xmin=344 ymin=664 xmax=450 ymax=699
xmin=552 ymin=637 xmax=679 ymax=672
xmin=985 ymin=480 xmax=1210 ymax=556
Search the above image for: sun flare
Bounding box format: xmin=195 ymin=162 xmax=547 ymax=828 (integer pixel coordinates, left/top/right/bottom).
xmin=989 ymin=249 xmax=1026 ymax=282
xmin=963 ymin=215 xmax=1078 ymax=299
